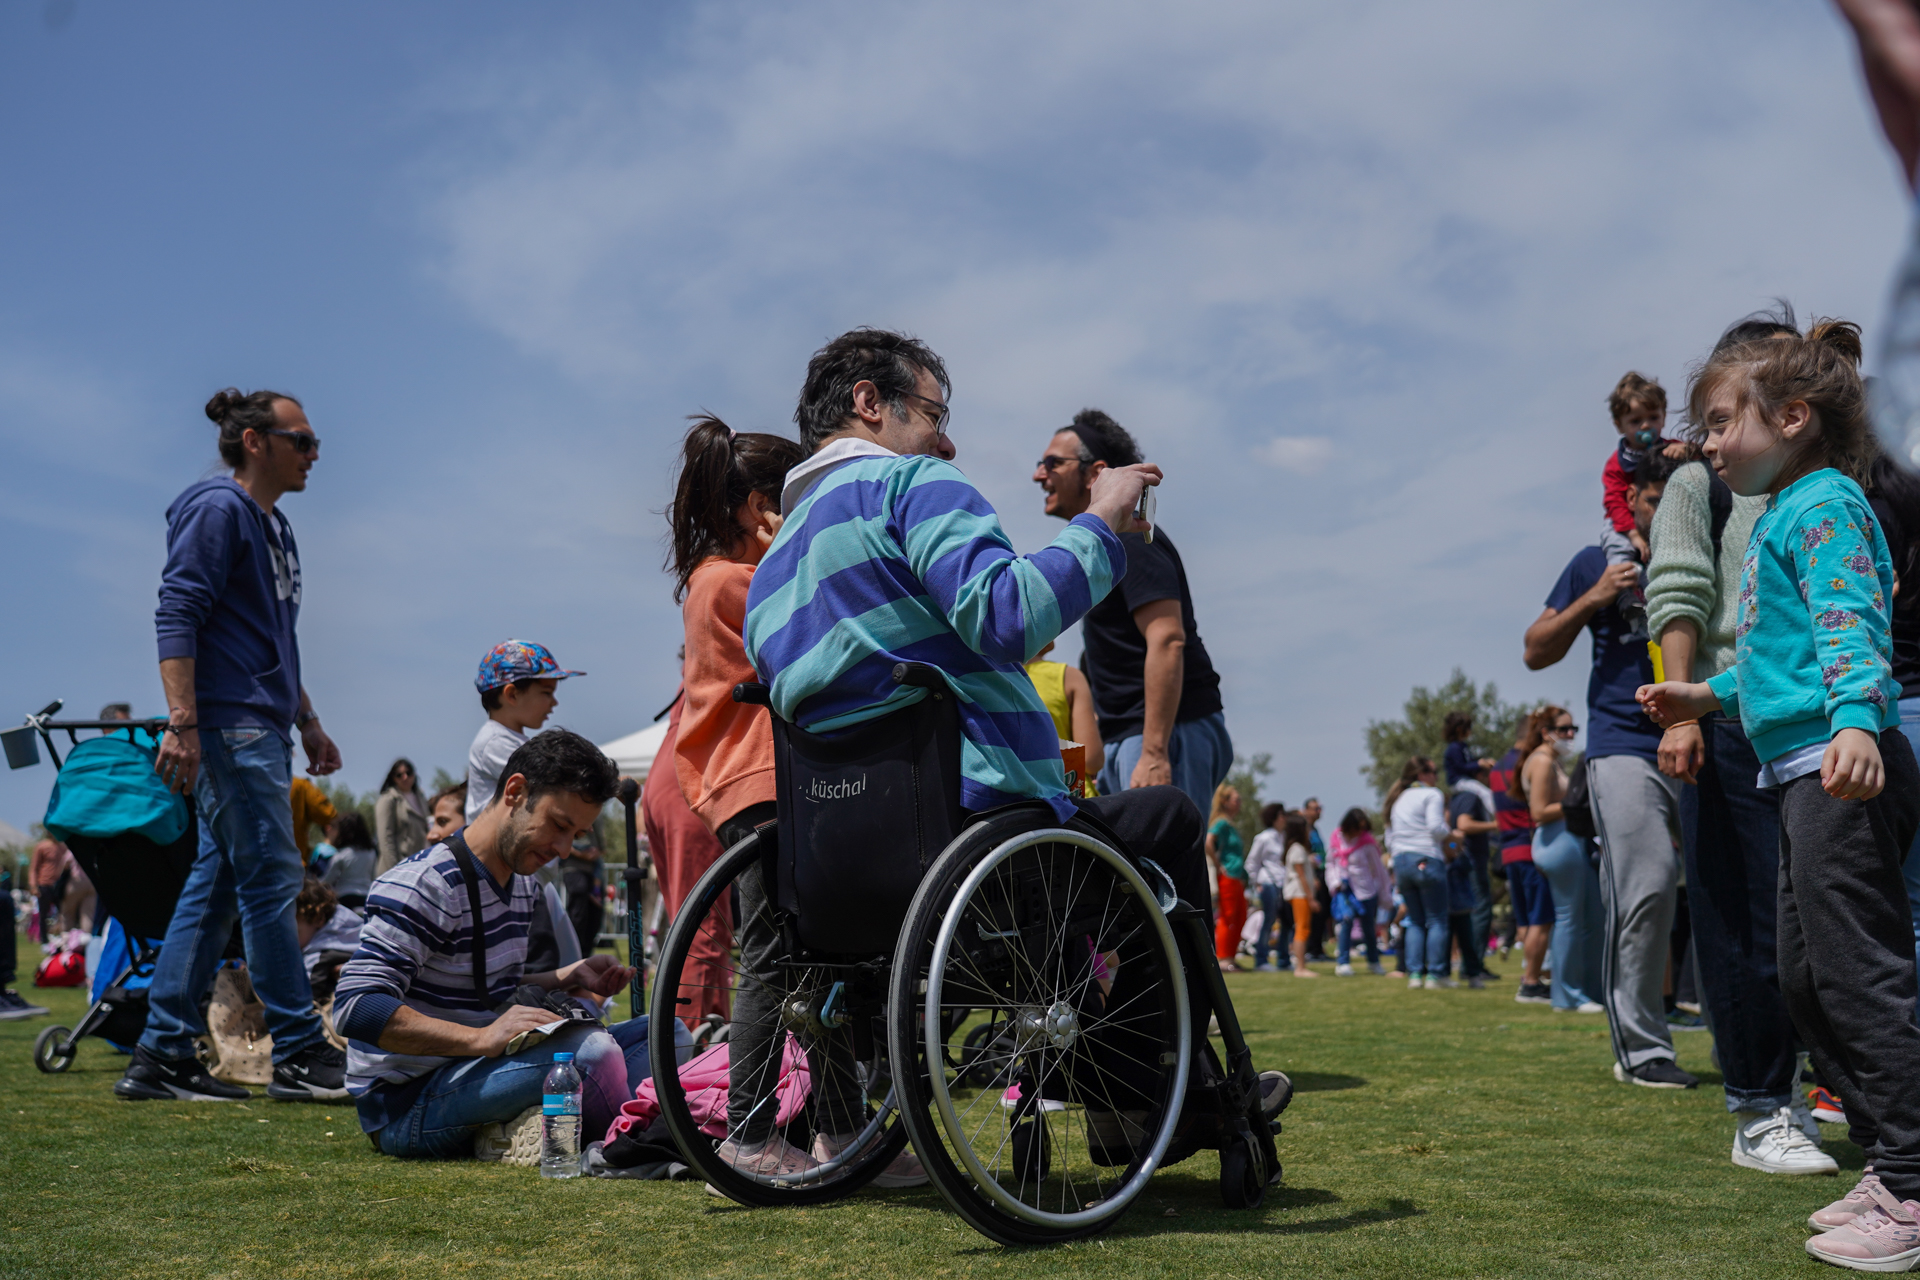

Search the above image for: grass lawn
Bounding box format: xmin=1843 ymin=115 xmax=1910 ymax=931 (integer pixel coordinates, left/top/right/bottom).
xmin=1 ymin=941 xmax=1855 ymax=1280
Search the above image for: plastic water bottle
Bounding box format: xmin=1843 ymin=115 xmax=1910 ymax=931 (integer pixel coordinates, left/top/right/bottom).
xmin=540 ymin=1052 xmax=583 ymax=1179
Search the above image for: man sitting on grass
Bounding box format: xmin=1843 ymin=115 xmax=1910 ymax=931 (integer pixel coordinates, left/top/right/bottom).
xmin=334 ymin=730 xmax=668 ymax=1162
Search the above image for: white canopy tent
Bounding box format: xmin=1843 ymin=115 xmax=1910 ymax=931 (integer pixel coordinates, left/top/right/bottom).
xmin=599 ymin=720 xmax=670 ymax=781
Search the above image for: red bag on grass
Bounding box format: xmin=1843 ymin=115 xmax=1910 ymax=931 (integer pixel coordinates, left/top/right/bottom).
xmin=34 ymin=950 xmax=86 ymax=987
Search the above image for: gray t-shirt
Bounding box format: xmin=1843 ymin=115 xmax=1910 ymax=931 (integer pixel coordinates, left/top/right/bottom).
xmin=465 ymin=719 xmax=530 ymax=823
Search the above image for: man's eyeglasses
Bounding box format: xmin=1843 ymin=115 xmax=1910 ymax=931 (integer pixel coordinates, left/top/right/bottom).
xmin=1551 ymin=723 xmax=1579 ymax=737
xmin=261 ymin=427 xmax=321 ymax=455
xmin=896 ymin=390 xmax=950 ymax=435
xmin=1035 ymin=454 xmax=1082 ymax=473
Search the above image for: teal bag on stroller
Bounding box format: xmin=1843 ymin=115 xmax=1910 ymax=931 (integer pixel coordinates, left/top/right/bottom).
xmin=43 ymin=735 xmax=188 ymax=846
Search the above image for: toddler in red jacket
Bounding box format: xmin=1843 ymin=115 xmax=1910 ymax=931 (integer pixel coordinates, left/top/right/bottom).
xmin=1601 ymin=371 xmax=1670 ymax=566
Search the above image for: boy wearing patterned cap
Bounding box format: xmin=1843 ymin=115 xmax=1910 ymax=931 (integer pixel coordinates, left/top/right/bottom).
xmin=464 ymin=640 xmax=584 ymax=824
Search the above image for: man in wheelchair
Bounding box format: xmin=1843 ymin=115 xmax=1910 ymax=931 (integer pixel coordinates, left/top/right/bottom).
xmin=727 ymin=328 xmax=1289 ymax=1211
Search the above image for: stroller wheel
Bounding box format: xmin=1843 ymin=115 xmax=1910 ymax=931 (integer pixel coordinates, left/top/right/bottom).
xmin=33 ymin=1025 xmax=76 ymax=1074
xmin=1219 ymin=1134 xmax=1266 ymax=1210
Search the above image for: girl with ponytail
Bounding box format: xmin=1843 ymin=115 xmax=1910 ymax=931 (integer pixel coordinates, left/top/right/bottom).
xmin=1641 ymin=316 xmax=1920 ymax=1246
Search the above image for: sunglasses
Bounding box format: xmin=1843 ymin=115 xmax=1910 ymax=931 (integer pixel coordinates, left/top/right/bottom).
xmin=1552 ymin=723 xmax=1579 ymax=737
xmin=261 ymin=427 xmax=321 ymax=455
xmin=1035 ymin=454 xmax=1082 ymax=472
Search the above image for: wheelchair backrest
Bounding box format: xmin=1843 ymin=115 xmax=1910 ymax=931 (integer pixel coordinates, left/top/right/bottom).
xmin=768 ymin=666 xmax=963 ymax=953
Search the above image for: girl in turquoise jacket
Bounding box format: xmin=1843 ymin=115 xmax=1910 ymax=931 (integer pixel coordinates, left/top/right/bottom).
xmin=1640 ymin=318 xmax=1920 ymax=1266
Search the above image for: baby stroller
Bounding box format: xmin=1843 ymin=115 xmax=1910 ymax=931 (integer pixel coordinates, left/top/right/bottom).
xmin=4 ymin=701 xmax=196 ymax=1073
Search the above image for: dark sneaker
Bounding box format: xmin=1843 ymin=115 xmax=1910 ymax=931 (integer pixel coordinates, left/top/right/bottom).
xmin=1614 ymin=1059 xmax=1698 ymax=1090
xmin=114 ymin=1046 xmax=251 ymax=1101
xmin=1514 ymin=983 xmax=1551 ymax=1005
xmin=267 ymin=1041 xmax=350 ymax=1101
xmin=0 ymin=988 xmax=49 ymax=1020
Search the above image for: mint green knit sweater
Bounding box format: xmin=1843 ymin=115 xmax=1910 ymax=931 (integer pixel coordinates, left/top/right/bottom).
xmin=1646 ymin=461 xmax=1765 ymax=681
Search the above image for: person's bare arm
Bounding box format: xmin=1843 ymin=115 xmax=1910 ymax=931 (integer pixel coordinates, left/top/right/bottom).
xmin=1657 ymin=620 xmax=1706 ymax=784
xmin=155 ymin=656 xmax=200 ymax=795
xmin=1131 ymin=598 xmax=1185 ymax=788
xmin=1523 ymin=754 xmax=1565 ymax=825
xmin=297 ymin=686 xmax=342 ymax=778
xmin=1834 ymin=0 xmax=1920 ymax=185
xmin=375 ymin=1002 xmax=558 ymax=1060
xmin=520 ymin=954 xmax=634 ymax=997
xmin=1523 ymin=561 xmax=1641 ymax=669
xmin=1454 ymin=814 xmax=1497 ymax=836
xmin=1061 ymin=663 xmax=1104 ymax=776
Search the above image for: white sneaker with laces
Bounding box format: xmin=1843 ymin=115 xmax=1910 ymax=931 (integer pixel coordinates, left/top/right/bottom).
xmin=1730 ymin=1106 xmax=1839 ymax=1176
xmin=1334 ymin=963 xmax=1353 ymax=976
xmin=1408 ymin=976 xmax=1424 ymax=990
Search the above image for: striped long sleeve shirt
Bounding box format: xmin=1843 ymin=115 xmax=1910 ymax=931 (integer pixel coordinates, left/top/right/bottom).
xmin=743 ymin=447 xmax=1126 ymax=821
xmin=333 ymin=842 xmax=537 ymax=1132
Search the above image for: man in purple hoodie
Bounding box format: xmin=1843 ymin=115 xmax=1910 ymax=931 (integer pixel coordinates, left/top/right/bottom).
xmin=116 ymin=389 xmax=348 ymax=1104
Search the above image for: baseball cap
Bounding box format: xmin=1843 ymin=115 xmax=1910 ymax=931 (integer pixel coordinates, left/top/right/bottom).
xmin=474 ymin=639 xmax=585 ymax=693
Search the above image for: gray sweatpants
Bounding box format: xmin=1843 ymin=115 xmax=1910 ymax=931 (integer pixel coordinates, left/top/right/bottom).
xmin=1588 ymin=753 xmax=1683 ymax=1070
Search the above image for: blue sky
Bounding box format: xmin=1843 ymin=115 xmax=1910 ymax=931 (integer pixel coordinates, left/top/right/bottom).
xmin=0 ymin=0 xmax=1911 ymax=834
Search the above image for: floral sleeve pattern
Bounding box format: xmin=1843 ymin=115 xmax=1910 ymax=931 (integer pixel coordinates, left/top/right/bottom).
xmin=1793 ymin=499 xmax=1895 ymax=721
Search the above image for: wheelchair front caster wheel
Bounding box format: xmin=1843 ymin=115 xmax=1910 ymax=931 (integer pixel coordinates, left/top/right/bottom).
xmin=1220 ymin=1137 xmax=1266 ymax=1210
xmin=33 ymin=1025 xmax=76 ymax=1073
xmin=1010 ymin=1118 xmax=1051 ymax=1183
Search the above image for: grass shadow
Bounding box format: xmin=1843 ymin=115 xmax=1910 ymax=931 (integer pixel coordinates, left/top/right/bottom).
xmin=1263 ymin=1196 xmax=1422 ymax=1236
xmin=1287 ymin=1072 xmax=1366 ymax=1093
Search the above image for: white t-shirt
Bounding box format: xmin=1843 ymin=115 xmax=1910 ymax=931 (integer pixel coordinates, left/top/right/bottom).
xmin=1281 ymin=843 xmax=1313 ymax=901
xmin=465 ymin=720 xmax=530 ymax=823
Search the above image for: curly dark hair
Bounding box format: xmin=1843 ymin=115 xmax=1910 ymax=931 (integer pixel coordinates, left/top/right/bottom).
xmin=1064 ymin=408 xmax=1143 ymax=467
xmin=794 ymin=328 xmax=950 ymax=453
xmin=490 ymin=728 xmax=619 ymax=811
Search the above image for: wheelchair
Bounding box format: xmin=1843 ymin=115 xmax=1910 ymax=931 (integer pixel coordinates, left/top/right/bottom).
xmin=646 ymin=663 xmax=1281 ymax=1245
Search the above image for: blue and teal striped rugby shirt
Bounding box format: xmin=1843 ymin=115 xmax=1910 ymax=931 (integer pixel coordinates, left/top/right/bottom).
xmin=744 ymin=451 xmax=1125 ymax=821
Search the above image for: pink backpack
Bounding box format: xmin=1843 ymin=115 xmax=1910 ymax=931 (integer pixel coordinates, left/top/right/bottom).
xmin=604 ymin=1034 xmax=812 ymax=1146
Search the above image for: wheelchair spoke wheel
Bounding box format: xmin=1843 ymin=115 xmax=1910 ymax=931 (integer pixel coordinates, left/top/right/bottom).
xmin=648 ymin=829 xmax=910 ymax=1206
xmin=890 ymin=815 xmax=1191 ymax=1245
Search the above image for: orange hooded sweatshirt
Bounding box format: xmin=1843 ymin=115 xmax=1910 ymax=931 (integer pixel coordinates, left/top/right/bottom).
xmin=673 ymin=556 xmax=775 ymax=831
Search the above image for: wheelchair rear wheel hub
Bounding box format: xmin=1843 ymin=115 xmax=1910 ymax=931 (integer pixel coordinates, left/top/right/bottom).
xmin=1015 ymin=1001 xmax=1082 ymax=1052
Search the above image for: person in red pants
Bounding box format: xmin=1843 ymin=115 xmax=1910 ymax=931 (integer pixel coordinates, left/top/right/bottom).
xmin=1207 ymin=783 xmax=1248 ymax=972
xmin=642 ymin=694 xmax=729 ymax=1028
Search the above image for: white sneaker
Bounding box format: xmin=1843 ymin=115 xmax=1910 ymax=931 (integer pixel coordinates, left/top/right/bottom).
xmin=1575 ymin=1001 xmax=1605 ymax=1014
xmin=1408 ymin=976 xmax=1424 ymax=990
xmin=708 ymin=1132 xmax=819 ymax=1195
xmin=1334 ymin=964 xmax=1354 ymax=976
xmin=472 ymin=1106 xmax=543 ymax=1167
xmin=1731 ymin=1107 xmax=1840 ymax=1176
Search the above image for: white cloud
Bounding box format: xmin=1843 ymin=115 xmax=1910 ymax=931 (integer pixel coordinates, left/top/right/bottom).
xmin=405 ymin=0 xmax=1912 ymax=814
xmin=1258 ymin=436 xmax=1334 ymax=474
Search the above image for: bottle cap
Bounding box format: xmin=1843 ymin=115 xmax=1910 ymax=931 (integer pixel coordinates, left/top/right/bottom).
xmin=553 ymin=1052 xmax=574 ymax=1062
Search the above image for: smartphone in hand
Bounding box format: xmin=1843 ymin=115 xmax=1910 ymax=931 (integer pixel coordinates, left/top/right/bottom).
xmin=1135 ymin=485 xmax=1156 ymax=544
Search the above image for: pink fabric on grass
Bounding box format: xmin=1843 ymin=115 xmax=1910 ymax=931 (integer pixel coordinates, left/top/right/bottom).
xmin=603 ymin=1035 xmax=812 ymax=1144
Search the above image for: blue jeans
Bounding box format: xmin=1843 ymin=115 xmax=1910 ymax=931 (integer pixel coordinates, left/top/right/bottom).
xmin=139 ymin=727 xmax=321 ymax=1064
xmin=1336 ymin=896 xmax=1380 ymax=967
xmin=374 ymin=1017 xmax=685 ymax=1159
xmin=1534 ymin=820 xmax=1604 ymax=1010
xmin=1392 ymin=853 xmax=1449 ymax=977
xmin=1253 ymin=884 xmax=1283 ymax=966
xmin=1099 ymin=711 xmax=1233 ymax=818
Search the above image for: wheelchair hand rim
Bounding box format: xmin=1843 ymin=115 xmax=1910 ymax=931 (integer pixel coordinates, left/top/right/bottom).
xmin=922 ymin=827 xmax=1191 ymax=1229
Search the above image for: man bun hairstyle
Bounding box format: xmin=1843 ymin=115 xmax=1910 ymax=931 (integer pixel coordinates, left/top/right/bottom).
xmin=206 ymin=388 xmax=301 ymax=468
xmin=795 ymin=328 xmax=950 ymax=453
xmin=1685 ymin=313 xmax=1877 ymax=485
xmin=1608 ymin=372 xmax=1667 ymax=423
xmin=493 ymin=728 xmax=619 ymax=811
xmin=666 ymin=415 xmax=805 ymax=601
xmin=1066 ymin=409 xmax=1143 ymax=467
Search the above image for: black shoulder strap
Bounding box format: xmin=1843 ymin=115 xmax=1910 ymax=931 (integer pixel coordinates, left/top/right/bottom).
xmin=445 ymin=832 xmax=490 ymax=1007
xmin=1708 ymin=471 xmax=1734 ymax=561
